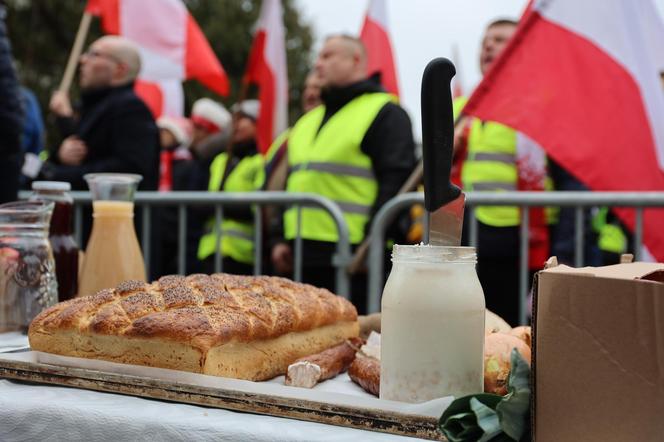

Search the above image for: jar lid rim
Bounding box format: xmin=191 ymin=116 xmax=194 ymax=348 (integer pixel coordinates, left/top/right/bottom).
xmin=392 ymin=244 xmax=477 ymax=262
xmin=32 ymin=181 xmax=71 ymax=191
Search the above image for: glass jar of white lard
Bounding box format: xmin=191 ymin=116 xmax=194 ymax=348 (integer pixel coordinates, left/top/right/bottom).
xmin=379 ymin=245 xmax=485 ymax=403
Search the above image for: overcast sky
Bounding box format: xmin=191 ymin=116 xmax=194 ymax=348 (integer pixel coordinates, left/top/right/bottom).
xmin=295 ymin=0 xmax=664 ymax=142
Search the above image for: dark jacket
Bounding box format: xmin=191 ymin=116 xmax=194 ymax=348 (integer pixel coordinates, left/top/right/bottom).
xmin=44 ymin=84 xmax=159 ymax=191
xmin=0 ymin=5 xmax=23 ymax=203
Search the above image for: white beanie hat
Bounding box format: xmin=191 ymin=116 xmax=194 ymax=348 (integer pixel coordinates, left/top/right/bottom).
xmin=157 ymin=116 xmax=193 ymax=147
xmin=231 ymin=99 xmax=260 ymax=121
xmin=191 ymin=98 xmax=232 ymax=133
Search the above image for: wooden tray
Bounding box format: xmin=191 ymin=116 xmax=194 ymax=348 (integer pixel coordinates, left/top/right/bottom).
xmin=0 ymin=351 xmax=447 ymax=440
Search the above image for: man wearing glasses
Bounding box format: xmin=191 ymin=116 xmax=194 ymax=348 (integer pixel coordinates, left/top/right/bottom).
xmin=42 ymin=35 xmax=159 ymax=193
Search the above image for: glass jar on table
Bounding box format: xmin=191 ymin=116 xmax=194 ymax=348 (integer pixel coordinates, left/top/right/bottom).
xmin=380 ymin=245 xmax=485 ymax=403
xmin=29 ymin=181 xmax=79 ymax=302
xmin=0 ymin=201 xmax=57 ymax=333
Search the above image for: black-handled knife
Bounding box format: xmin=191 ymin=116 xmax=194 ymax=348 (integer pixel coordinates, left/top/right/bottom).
xmin=421 ymin=57 xmax=465 ymax=245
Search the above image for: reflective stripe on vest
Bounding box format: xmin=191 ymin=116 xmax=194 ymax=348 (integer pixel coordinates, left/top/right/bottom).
xmin=289 ymin=162 xmax=376 ymax=180
xmin=285 ymin=93 xmax=395 ymax=244
xmin=198 ymin=152 xmax=265 ymax=264
xmin=473 ymin=152 xmax=517 ymax=164
xmin=221 ymin=228 xmax=254 ymax=241
xmin=472 ymin=182 xmax=517 ymax=191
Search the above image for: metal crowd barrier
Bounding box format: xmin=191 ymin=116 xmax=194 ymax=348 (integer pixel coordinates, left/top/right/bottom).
xmin=367 ymin=191 xmax=664 ymax=322
xmin=20 ymin=191 xmax=352 ymax=298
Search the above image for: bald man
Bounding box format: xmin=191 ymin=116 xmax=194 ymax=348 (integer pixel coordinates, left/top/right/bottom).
xmin=39 ymin=36 xmax=160 ymax=263
xmin=42 ymin=35 xmax=159 ymax=193
xmin=271 ymin=34 xmax=415 ymax=314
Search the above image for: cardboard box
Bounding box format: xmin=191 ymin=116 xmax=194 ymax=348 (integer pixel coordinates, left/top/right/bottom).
xmin=533 ymin=261 xmax=664 ymax=441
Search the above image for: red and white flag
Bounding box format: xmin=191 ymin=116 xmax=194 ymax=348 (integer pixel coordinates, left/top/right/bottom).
xmin=85 ymin=0 xmax=229 ymax=117
xmin=463 ymin=0 xmax=664 ymax=262
xmin=244 ymin=0 xmax=288 ymax=154
xmin=359 ymin=0 xmax=399 ymax=97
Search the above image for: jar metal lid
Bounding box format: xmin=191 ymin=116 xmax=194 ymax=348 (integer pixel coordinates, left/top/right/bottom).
xmin=391 ymin=244 xmax=477 ymax=263
xmin=32 ymin=181 xmax=71 ymax=191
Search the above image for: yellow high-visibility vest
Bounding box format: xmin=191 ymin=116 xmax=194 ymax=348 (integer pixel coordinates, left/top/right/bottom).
xmin=284 ymin=93 xmax=395 ymax=244
xmin=456 ymin=97 xmax=555 ymax=227
xmin=197 ymin=152 xmax=265 ymax=264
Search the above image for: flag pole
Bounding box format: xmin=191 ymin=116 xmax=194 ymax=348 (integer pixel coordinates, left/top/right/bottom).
xmin=58 ymin=11 xmax=93 ymax=93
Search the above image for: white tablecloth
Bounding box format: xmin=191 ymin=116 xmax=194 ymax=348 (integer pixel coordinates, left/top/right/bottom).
xmin=0 ymin=334 xmax=430 ymax=441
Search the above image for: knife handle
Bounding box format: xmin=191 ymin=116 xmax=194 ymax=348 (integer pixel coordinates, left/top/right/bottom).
xmin=421 ymin=58 xmax=460 ymax=212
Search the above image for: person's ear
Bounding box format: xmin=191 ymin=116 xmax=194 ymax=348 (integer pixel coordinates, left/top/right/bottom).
xmin=115 ymin=62 xmax=129 ymax=81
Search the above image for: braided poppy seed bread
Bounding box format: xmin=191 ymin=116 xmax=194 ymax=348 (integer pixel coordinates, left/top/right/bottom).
xmin=28 ymin=273 xmax=359 ymax=381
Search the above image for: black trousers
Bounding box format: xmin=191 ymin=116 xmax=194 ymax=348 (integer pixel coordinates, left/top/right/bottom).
xmin=462 ymin=219 xmax=522 ymax=327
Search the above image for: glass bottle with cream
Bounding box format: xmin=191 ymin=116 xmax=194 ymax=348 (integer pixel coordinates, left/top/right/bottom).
xmin=78 ymin=173 xmax=145 ymax=297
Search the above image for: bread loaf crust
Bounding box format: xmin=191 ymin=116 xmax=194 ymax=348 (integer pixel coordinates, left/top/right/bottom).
xmin=29 ymin=274 xmax=359 ymax=381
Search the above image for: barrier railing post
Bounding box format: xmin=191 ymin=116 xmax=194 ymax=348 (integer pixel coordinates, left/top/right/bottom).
xmin=253 ymin=206 xmax=262 ymax=276
xmin=468 ymin=207 xmax=478 ymax=248
xmin=214 ymin=206 xmax=223 ymax=273
xmin=141 ymin=204 xmax=151 ymax=272
xmin=519 ymin=207 xmax=529 ymax=326
xmin=294 ymin=205 xmax=303 ymax=283
xmin=178 ymin=205 xmax=186 ymax=275
xmin=574 ymin=206 xmax=584 ymax=267
xmin=635 ymin=208 xmax=644 ymax=261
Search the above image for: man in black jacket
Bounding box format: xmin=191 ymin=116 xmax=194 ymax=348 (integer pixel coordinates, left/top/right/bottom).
xmin=0 ymin=3 xmax=23 ymax=203
xmin=43 ymin=35 xmax=159 ymax=191
xmin=271 ymin=34 xmax=415 ymax=313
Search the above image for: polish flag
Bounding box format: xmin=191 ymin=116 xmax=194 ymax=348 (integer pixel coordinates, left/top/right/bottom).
xmin=463 ymin=0 xmax=664 ymax=262
xmin=85 ymin=0 xmax=229 ymax=117
xmin=243 ymin=0 xmax=288 ymax=154
xmin=359 ymin=0 xmax=399 ymax=97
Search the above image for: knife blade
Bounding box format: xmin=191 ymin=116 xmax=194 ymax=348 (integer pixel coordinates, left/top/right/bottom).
xmin=421 ymin=58 xmax=465 ymax=246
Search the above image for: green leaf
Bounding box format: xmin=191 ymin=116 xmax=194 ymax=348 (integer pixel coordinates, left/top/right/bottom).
xmin=439 ymin=394 xmax=503 ymax=441
xmin=440 ymin=393 xmax=503 ymax=424
xmin=496 ymin=348 xmax=532 ymax=440
xmin=441 ymin=412 xmax=484 ymax=442
xmin=439 ymin=348 xmax=533 ymax=442
xmin=469 ymin=398 xmax=502 ymax=442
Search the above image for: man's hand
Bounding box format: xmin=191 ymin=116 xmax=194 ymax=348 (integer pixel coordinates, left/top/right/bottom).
xmin=49 ymin=90 xmax=73 ymax=118
xmin=271 ymin=242 xmax=293 ymax=275
xmin=58 ymin=136 xmax=88 ymax=166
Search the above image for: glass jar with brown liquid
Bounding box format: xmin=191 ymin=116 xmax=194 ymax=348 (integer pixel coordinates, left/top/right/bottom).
xmin=77 ymin=174 xmax=146 ymax=297
xmin=29 ymin=181 xmax=79 ymax=302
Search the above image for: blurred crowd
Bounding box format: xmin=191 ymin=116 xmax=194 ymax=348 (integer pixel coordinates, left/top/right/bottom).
xmin=0 ymin=5 xmax=630 ymax=321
